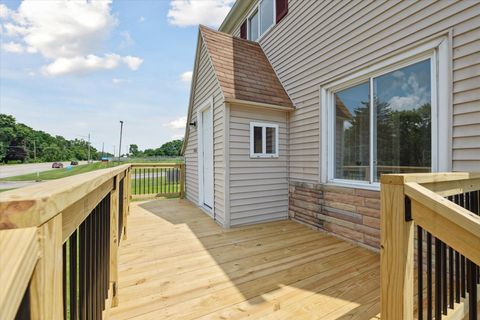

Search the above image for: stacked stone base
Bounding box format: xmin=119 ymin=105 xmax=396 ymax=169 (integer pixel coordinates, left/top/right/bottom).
xmin=289 ymin=181 xmax=381 ymax=251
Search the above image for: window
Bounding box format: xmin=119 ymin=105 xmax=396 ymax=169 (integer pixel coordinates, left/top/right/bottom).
xmin=250 ymin=122 xmax=279 ymax=158
xmin=247 ymin=0 xmax=275 ymax=41
xmin=322 ymin=38 xmax=449 ymax=189
xmin=248 ymin=10 xmax=259 ymax=41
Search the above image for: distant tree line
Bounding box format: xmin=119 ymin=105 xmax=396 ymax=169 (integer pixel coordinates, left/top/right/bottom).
xmin=0 ymin=114 xmax=105 ymax=163
xmin=129 ymin=139 xmax=183 ymax=157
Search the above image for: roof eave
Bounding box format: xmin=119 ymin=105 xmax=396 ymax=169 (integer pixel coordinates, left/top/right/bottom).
xmin=219 ymin=0 xmax=256 ymax=33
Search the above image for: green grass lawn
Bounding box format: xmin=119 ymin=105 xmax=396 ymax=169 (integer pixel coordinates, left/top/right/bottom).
xmin=0 ymin=162 xmax=120 ymax=182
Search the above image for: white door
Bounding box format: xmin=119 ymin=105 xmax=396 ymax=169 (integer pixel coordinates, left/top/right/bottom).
xmin=201 ymin=107 xmax=214 ymax=211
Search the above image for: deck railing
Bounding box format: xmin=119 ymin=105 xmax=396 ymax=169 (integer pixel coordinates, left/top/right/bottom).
xmin=130 ymin=163 xmax=184 ymax=200
xmin=381 ymin=172 xmax=480 ymax=320
xmin=0 ymin=164 xmax=133 ymax=319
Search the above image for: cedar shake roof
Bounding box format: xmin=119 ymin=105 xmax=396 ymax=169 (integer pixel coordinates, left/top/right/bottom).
xmin=199 ymin=25 xmax=293 ymax=108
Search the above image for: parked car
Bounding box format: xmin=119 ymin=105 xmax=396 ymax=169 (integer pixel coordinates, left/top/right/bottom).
xmin=70 ymin=161 xmax=79 ymax=165
xmin=101 ymin=157 xmax=109 ymax=162
xmin=52 ymin=162 xmax=63 ymax=168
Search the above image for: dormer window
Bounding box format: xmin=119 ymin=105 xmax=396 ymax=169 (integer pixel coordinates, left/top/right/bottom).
xmin=247 ymin=0 xmax=274 ymax=41
xmin=240 ymin=0 xmax=288 ymax=41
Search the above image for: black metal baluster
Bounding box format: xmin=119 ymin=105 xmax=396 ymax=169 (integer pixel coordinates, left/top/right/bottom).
xmin=70 ymin=230 xmax=77 ymax=320
xmin=427 ymin=232 xmax=432 ymax=320
xmin=418 ymin=226 xmax=423 ymax=320
xmin=63 ymin=240 xmax=68 ymax=319
xmin=435 ymin=238 xmax=442 ymax=319
xmin=79 ymin=220 xmax=86 ymax=320
xmin=448 ymin=247 xmax=454 ymax=310
xmin=442 ymin=242 xmax=447 ymax=315
xmin=455 ymin=251 xmax=460 ymax=303
xmin=461 ymin=255 xmax=466 ymax=298
xmin=467 ymin=260 xmax=478 ymax=320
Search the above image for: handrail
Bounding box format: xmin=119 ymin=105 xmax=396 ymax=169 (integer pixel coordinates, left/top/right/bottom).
xmin=380 ymin=172 xmax=480 ymax=320
xmin=0 ymin=162 xmax=185 ymax=319
xmin=0 ymin=228 xmax=38 ymax=320
xmin=405 ymin=182 xmax=480 ymax=266
xmin=0 ymin=164 xmax=130 ymax=228
xmin=0 ymin=164 xmax=134 ymax=319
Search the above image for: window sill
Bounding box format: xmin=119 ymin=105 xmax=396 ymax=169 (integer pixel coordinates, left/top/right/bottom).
xmin=326 ymin=179 xmax=380 ymax=191
xmin=250 ymin=155 xmax=279 ymax=159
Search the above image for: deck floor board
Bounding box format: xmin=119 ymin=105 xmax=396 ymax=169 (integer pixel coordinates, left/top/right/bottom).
xmin=109 ymin=199 xmax=380 ymax=319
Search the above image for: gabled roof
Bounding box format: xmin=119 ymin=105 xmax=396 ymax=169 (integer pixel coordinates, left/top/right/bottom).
xmin=199 ymin=25 xmax=293 ymax=109
xmin=181 ymin=26 xmax=293 ymax=155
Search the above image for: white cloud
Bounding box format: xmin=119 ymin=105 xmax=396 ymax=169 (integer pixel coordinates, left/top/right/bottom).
xmin=120 ymin=31 xmax=134 ymax=48
xmin=0 ymin=4 xmax=13 ymax=19
xmin=139 ymin=16 xmax=145 ymax=23
xmin=164 ymin=116 xmax=187 ymax=129
xmin=167 ymin=0 xmax=234 ymax=28
xmin=1 ymin=0 xmax=142 ymax=76
xmin=3 ymin=41 xmax=25 ymax=53
xmin=112 ymin=78 xmax=131 ymax=84
xmin=180 ymin=71 xmax=193 ymax=83
xmin=42 ymin=54 xmax=143 ymax=76
xmin=123 ymin=56 xmax=143 ymax=70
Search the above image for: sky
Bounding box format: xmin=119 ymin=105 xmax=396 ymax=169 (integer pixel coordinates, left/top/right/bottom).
xmin=0 ymin=0 xmax=234 ymax=154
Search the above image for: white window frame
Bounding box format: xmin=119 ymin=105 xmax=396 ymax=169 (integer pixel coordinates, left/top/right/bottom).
xmin=247 ymin=0 xmax=276 ymax=42
xmin=320 ymin=37 xmax=450 ymax=190
xmin=250 ymin=122 xmax=279 ymax=158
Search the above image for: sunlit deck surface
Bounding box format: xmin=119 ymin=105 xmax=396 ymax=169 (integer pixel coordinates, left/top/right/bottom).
xmin=109 ymin=199 xmax=381 ymax=320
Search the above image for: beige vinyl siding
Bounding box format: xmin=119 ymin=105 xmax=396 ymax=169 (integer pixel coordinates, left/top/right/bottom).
xmin=228 ymin=105 xmax=289 ymax=226
xmin=184 ymin=39 xmax=226 ymax=224
xmin=230 ymin=0 xmax=480 ymax=180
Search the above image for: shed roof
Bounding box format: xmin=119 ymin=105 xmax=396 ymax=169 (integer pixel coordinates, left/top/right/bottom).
xmin=199 ymin=25 xmax=293 ymax=109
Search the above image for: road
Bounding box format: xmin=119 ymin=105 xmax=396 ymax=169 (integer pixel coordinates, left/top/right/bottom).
xmin=0 ymin=161 xmax=89 ymax=179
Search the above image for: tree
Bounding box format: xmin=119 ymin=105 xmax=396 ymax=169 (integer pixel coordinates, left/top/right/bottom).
xmin=129 ymin=144 xmax=139 ymax=156
xmin=0 ymin=114 xmax=98 ymax=163
xmin=158 ymin=139 xmax=183 ymax=156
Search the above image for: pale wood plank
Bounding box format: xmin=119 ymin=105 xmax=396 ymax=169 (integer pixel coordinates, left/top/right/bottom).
xmin=0 ymin=228 xmax=38 ymax=320
xmin=109 ymin=199 xmax=381 ymax=320
xmin=30 ymin=214 xmax=63 ymax=320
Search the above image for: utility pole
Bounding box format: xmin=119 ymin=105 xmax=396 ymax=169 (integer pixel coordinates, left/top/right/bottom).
xmin=102 ymin=142 xmax=104 ymax=158
xmin=87 ymin=133 xmax=91 ymax=164
xmin=118 ymin=121 xmax=124 ymax=162
xmin=113 ymin=145 xmax=116 ymax=161
xmin=33 ymin=140 xmax=40 ymax=181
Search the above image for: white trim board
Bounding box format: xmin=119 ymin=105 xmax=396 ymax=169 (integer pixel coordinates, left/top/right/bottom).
xmin=197 ymin=97 xmax=215 ymax=218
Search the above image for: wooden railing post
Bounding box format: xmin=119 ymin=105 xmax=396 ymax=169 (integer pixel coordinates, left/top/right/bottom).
xmin=180 ymin=164 xmax=185 ymax=199
xmin=110 ymin=176 xmax=120 ymax=307
xmin=380 ymin=176 xmax=414 ymax=320
xmin=29 ymin=214 xmax=63 ymax=319
xmin=122 ymin=171 xmax=128 ymax=240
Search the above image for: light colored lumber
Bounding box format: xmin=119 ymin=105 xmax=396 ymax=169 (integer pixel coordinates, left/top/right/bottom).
xmin=405 ymin=182 xmax=480 ymax=241
xmin=0 ymin=164 xmax=130 ymax=229
xmin=381 ymin=172 xmax=480 ymax=185
xmin=422 ymin=178 xmax=480 ymax=197
xmin=380 ymin=182 xmax=414 ymax=320
xmin=29 ymin=214 xmax=63 ymax=320
xmin=110 ymin=177 xmax=120 ymax=307
xmin=62 ymin=179 xmax=113 ymax=242
xmin=109 ymin=199 xmax=380 ymax=320
xmin=0 ymin=228 xmax=39 ymax=320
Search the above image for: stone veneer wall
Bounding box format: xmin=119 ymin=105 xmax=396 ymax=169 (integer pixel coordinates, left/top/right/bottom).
xmin=289 ymin=181 xmax=381 ymax=251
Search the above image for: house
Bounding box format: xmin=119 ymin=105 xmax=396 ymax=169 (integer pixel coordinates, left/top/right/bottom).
xmin=181 ymin=0 xmax=480 ymax=250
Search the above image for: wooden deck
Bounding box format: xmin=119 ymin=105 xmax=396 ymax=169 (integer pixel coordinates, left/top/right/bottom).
xmin=109 ymin=199 xmax=380 ymax=319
